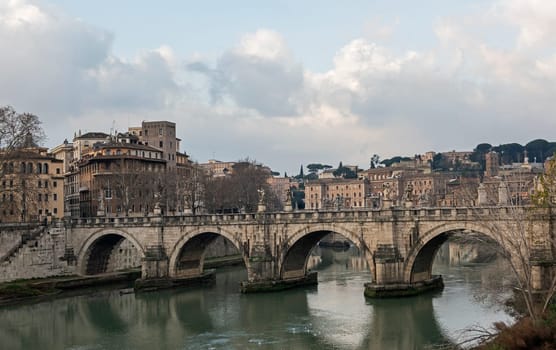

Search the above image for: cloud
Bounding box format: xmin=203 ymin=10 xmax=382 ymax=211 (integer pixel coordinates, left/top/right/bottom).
xmin=497 ymin=0 xmax=556 ymax=49
xmin=1 ymin=0 xmax=556 ymax=174
xmin=189 ymin=29 xmax=305 ymax=117
xmin=0 ymin=0 xmax=179 ymax=139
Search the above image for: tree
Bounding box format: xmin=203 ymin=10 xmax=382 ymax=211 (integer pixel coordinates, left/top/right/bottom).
xmin=370 ymin=154 xmax=381 ymax=169
xmin=470 ymin=157 xmax=556 ymax=322
xmin=0 ymin=106 xmax=45 ymax=154
xmin=492 ymin=143 xmax=525 ymax=164
xmin=470 ymin=143 xmax=493 ymax=170
xmin=295 ymin=164 xmax=304 ymax=179
xmin=0 ymin=107 xmax=46 ymax=222
xmin=526 ymin=139 xmax=550 ymax=163
xmin=381 ymin=156 xmax=412 ymax=167
xmin=203 ymin=160 xmax=280 ymax=213
xmin=333 ymin=162 xmax=357 ymax=179
xmin=178 ymin=162 xmax=208 ymax=215
xmin=106 ymin=158 xmax=155 ymax=215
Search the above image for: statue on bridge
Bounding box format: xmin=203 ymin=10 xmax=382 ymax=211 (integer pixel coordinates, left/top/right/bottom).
xmin=382 ymin=183 xmax=393 ymax=200
xmin=257 ymin=188 xmax=265 ymax=204
xmin=257 ymin=188 xmax=267 ymax=213
xmin=403 ymin=183 xmax=414 ymax=201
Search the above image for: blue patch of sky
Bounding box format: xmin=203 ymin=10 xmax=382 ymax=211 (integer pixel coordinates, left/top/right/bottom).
xmin=45 ymin=0 xmax=502 ymax=71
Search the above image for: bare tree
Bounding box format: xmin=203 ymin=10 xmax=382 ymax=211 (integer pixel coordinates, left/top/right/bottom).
xmin=468 ymin=157 xmax=556 ymax=322
xmin=203 ymin=159 xmax=280 ymax=213
xmin=177 ymin=162 xmax=207 ymax=215
xmin=0 ymin=107 xmax=45 ymax=222
xmin=0 ymin=106 xmax=45 ymax=154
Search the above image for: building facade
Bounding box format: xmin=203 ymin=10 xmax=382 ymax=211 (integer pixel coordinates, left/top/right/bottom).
xmin=0 ymin=147 xmax=64 ymax=222
xmin=305 ymin=178 xmax=370 ymax=210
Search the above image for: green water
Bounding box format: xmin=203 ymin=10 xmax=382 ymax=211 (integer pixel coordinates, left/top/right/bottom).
xmin=0 ymin=247 xmax=513 ymax=350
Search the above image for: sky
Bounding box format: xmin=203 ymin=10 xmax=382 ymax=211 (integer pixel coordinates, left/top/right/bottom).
xmin=1 ymin=0 xmax=556 ymax=175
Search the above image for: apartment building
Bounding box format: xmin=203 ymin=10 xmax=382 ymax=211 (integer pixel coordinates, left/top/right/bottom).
xmin=305 ymin=178 xmax=369 ymax=210
xmin=0 ymin=147 xmax=64 ymax=222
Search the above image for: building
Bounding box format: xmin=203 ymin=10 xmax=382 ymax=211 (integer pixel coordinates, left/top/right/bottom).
xmin=52 ymin=120 xmax=191 ymax=218
xmin=266 ymin=176 xmax=296 ymax=204
xmin=77 ymin=141 xmax=166 ymax=217
xmin=305 ymin=178 xmax=369 ymax=210
xmin=129 ymin=121 xmax=180 ymax=169
xmin=199 ymin=159 xmax=237 ymax=177
xmin=0 ymin=147 xmax=64 ymax=222
xmin=485 ymin=151 xmax=500 ymax=177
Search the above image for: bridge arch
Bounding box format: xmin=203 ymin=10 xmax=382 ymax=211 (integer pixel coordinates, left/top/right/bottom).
xmin=404 ymin=222 xmax=500 ymax=284
xmin=280 ymin=224 xmax=374 ymax=280
xmin=77 ymin=229 xmax=145 ymax=276
xmin=168 ymin=226 xmax=247 ymax=278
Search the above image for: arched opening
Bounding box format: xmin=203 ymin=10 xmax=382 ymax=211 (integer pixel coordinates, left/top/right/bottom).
xmin=171 ymin=232 xmax=246 ymax=279
xmin=408 ymin=228 xmax=506 ymax=284
xmin=281 ymin=230 xmax=371 ymax=281
xmin=82 ymin=233 xmax=142 ymax=275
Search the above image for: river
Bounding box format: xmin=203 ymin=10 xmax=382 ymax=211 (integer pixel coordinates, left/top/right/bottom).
xmin=0 ymin=245 xmax=513 ymax=350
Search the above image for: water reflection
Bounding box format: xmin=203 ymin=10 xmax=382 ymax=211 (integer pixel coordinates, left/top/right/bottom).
xmin=0 ymin=245 xmax=513 ymax=350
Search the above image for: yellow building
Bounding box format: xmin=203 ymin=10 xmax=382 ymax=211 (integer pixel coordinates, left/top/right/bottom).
xmin=305 ymin=178 xmax=369 ymax=210
xmin=0 ymin=147 xmax=63 ymax=222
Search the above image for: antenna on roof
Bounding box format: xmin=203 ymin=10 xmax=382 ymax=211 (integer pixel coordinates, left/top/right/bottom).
xmin=110 ymin=120 xmax=116 ymax=139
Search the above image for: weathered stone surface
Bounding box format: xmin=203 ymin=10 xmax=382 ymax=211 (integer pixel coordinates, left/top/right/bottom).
xmin=1 ymin=206 xmax=554 ymax=297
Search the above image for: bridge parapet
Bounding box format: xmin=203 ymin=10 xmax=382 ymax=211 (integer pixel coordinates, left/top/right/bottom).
xmin=67 ymin=206 xmax=533 ymax=228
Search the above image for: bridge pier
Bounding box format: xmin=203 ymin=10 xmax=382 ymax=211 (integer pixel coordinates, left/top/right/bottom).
xmin=240 ymin=241 xmax=318 ymax=293
xmin=135 ymin=245 xmax=216 ymax=291
xmin=364 ymin=276 xmax=444 ymax=298
xmin=364 ymin=245 xmax=444 ymax=298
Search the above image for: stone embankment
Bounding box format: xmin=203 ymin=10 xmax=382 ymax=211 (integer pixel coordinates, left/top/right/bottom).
xmin=0 ymin=223 xmax=74 ymax=283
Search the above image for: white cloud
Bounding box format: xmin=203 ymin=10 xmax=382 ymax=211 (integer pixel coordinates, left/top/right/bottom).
xmin=498 ymin=0 xmax=556 ymax=49
xmin=1 ymin=0 xmax=556 ymax=174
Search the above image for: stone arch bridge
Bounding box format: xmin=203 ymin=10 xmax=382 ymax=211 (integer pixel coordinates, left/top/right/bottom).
xmin=66 ymin=206 xmax=556 ymax=296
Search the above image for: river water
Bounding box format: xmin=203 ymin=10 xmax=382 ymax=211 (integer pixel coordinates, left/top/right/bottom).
xmin=0 ymin=246 xmax=513 ymax=350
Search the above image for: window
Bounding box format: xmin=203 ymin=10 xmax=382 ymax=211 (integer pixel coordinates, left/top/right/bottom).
xmin=159 ymin=128 xmax=163 ymax=135
xmin=105 ymin=188 xmax=112 ymax=199
xmin=144 ymin=130 xmax=148 ymax=136
xmin=43 ymin=163 xmax=48 ymax=174
xmin=56 ymin=168 xmax=60 ymax=174
xmin=45 ymin=194 xmax=48 ymax=202
xmin=159 ymin=141 xmax=163 ymax=147
xmin=53 ymin=194 xmax=57 ymax=200
xmin=53 ymin=181 xmax=57 ymax=188
xmin=38 ymin=193 xmax=42 ymax=201
xmin=44 ymin=181 xmax=48 ymax=188
xmin=53 ymin=208 xmax=58 ymax=214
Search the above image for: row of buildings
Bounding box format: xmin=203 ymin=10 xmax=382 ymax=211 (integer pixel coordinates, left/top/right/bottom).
xmin=0 ymin=118 xmax=551 ymax=222
xmin=304 ymin=151 xmax=547 ymax=210
xmin=1 ymin=121 xmax=193 ymax=222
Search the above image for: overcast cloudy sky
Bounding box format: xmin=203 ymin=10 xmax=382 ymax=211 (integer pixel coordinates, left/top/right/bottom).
xmin=1 ymin=0 xmax=555 ymax=175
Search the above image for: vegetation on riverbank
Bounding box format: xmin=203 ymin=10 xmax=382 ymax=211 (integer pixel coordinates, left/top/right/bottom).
xmin=475 ymin=310 xmax=556 ymax=350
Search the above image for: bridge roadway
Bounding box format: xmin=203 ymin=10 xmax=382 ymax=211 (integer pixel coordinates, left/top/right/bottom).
xmin=67 ymin=206 xmax=556 ymax=296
